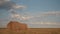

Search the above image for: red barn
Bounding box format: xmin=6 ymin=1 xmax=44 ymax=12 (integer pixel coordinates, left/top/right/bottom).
xmin=7 ymin=21 xmax=27 ymax=31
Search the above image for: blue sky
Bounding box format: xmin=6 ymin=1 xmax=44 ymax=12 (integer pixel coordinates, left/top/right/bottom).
xmin=0 ymin=0 xmax=60 ymax=28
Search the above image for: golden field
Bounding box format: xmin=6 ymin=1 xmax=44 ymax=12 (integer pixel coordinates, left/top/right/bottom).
xmin=0 ymin=28 xmax=60 ymax=34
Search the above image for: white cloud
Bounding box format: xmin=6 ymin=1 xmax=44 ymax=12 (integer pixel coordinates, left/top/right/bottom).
xmin=29 ymin=22 xmax=59 ymax=25
xmin=43 ymin=11 xmax=60 ymax=16
xmin=11 ymin=11 xmax=60 ymax=20
xmin=22 ymin=11 xmax=60 ymax=20
xmin=12 ymin=5 xmax=26 ymax=10
xmin=10 ymin=13 xmax=33 ymax=20
xmin=21 ymin=16 xmax=33 ymax=20
xmin=33 ymin=11 xmax=60 ymax=18
xmin=11 ymin=14 xmax=20 ymax=18
xmin=4 ymin=0 xmax=10 ymax=1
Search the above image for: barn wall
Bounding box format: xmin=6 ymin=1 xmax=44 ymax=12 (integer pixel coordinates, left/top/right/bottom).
xmin=7 ymin=21 xmax=28 ymax=31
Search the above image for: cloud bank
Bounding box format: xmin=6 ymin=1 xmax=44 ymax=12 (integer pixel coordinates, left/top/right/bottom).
xmin=0 ymin=0 xmax=26 ymax=10
xmin=0 ymin=0 xmax=27 ymax=20
xmin=21 ymin=11 xmax=60 ymax=20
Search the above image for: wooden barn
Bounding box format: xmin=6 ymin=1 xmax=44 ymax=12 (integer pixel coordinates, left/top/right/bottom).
xmin=7 ymin=21 xmax=27 ymax=32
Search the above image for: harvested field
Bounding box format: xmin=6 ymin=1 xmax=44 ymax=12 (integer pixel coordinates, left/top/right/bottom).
xmin=0 ymin=28 xmax=60 ymax=34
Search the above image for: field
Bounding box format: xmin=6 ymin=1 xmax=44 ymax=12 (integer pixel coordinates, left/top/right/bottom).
xmin=0 ymin=28 xmax=60 ymax=34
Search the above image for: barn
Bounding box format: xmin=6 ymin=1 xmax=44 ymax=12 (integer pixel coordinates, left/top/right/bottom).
xmin=7 ymin=21 xmax=27 ymax=32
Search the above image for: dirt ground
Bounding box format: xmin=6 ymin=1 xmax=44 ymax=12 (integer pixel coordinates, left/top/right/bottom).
xmin=0 ymin=28 xmax=60 ymax=34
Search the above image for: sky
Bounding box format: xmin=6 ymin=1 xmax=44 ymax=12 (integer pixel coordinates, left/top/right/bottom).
xmin=0 ymin=0 xmax=60 ymax=28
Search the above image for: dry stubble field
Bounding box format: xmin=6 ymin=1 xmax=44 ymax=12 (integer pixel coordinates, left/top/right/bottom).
xmin=0 ymin=28 xmax=60 ymax=34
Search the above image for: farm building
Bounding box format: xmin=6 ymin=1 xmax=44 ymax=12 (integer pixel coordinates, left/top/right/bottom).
xmin=7 ymin=21 xmax=28 ymax=31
